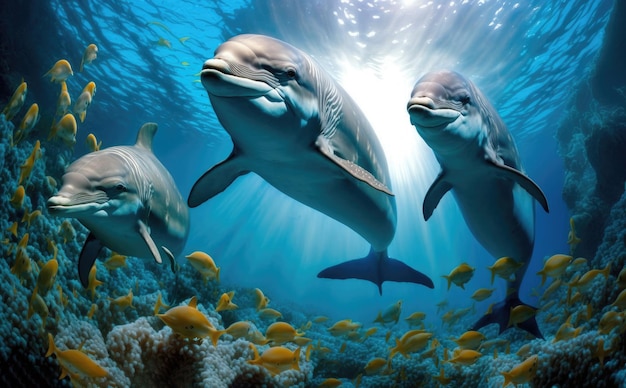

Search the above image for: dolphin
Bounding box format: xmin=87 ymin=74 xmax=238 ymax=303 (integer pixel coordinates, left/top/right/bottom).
xmin=407 ymin=70 xmax=549 ymax=338
xmin=188 ymin=34 xmax=433 ymax=293
xmin=47 ymin=122 xmax=189 ymax=287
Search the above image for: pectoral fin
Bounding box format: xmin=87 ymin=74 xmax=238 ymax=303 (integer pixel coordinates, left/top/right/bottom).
xmin=491 ymin=162 xmax=550 ymax=213
xmin=138 ymin=220 xmax=162 ymax=264
xmin=188 ymin=150 xmax=249 ymax=207
xmin=315 ymin=136 xmax=393 ymax=196
xmin=78 ymin=233 xmax=104 ymax=288
xmin=423 ymin=171 xmax=453 ymax=221
xmin=162 ymin=246 xmax=180 ymax=273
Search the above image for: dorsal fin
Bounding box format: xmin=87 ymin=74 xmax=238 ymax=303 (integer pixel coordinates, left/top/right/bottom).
xmin=188 ymin=296 xmax=198 ymax=308
xmin=135 ymin=122 xmax=158 ymax=151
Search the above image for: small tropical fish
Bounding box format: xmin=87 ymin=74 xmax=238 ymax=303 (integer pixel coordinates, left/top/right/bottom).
xmin=611 ymin=289 xmax=626 ymax=310
xmin=36 ymin=258 xmax=58 ymax=295
xmin=87 ymin=303 xmax=98 ymax=319
xmin=501 ymin=354 xmax=538 ymax=387
xmin=156 ymin=37 xmax=172 ymax=48
xmin=21 ymin=208 xmax=42 ymax=228
xmin=108 ymin=289 xmax=134 ymax=310
xmin=442 ymin=263 xmax=474 ymax=290
xmin=508 ymin=305 xmax=537 ymax=327
xmin=404 ymin=312 xmax=426 ymax=328
xmin=318 ymin=378 xmax=342 ymax=387
xmin=14 ymin=103 xmax=39 ymax=144
xmin=247 ymin=343 xmax=300 ymax=376
xmin=373 ymin=300 xmax=402 ymax=325
xmin=363 ymin=357 xmax=388 ymax=375
xmin=56 ymin=81 xmax=71 ymax=117
xmin=86 ymin=265 xmax=103 ymax=299
xmin=185 ymin=251 xmax=220 ymax=283
xmin=50 ymin=113 xmax=77 ymax=146
xmin=85 ymin=133 xmax=102 ymax=152
xmin=258 ymin=308 xmax=282 ymax=320
xmin=536 ymin=254 xmax=573 ymax=286
xmin=389 ymin=331 xmax=432 ymax=359
xmin=254 ymin=288 xmax=270 ymax=310
xmin=178 ymin=36 xmax=190 ymax=44
xmin=11 ymin=244 xmax=32 ymax=282
xmin=451 ymin=330 xmax=485 ymax=350
xmin=27 ymin=289 xmax=48 ymax=327
xmin=471 ymin=288 xmax=495 ymax=302
xmin=46 ymin=333 xmax=107 ymax=381
xmin=215 ymin=291 xmax=238 ymax=312
xmin=9 ymin=186 xmax=25 ymax=208
xmin=486 ymin=257 xmax=523 ymax=284
xmin=157 ymin=296 xmax=225 ymax=345
xmin=327 ymin=319 xmax=362 ymax=336
xmin=44 ymin=59 xmax=73 ymax=83
xmin=80 ymin=44 xmax=98 ymax=72
xmin=73 ymin=90 xmax=92 ymax=123
xmin=598 ymin=311 xmax=624 ymax=335
xmin=569 ymin=263 xmax=611 ymax=292
xmin=2 ymin=81 xmax=27 ymax=121
xmin=567 ymin=217 xmax=581 ymax=254
xmin=225 ymin=321 xmax=256 ymax=340
xmin=553 ymin=315 xmax=582 ymax=342
xmin=313 ymin=316 xmax=329 ymax=323
xmin=265 ymin=322 xmax=305 ymax=345
xmin=8 ymin=221 xmax=18 ymax=238
xmin=103 ymin=252 xmax=127 ymax=270
xmin=18 ymin=140 xmax=41 ymax=185
xmin=58 ymin=220 xmax=76 ymax=243
xmin=445 ymin=349 xmax=482 ymax=366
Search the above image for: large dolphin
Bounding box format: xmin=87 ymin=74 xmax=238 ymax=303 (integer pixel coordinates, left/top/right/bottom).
xmin=407 ymin=70 xmax=549 ymax=338
xmin=47 ymin=122 xmax=189 ymax=287
xmin=188 ymin=34 xmax=433 ymax=293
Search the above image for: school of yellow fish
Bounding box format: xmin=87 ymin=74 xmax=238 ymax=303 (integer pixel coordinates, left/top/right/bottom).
xmin=2 ymin=36 xmax=626 ymax=388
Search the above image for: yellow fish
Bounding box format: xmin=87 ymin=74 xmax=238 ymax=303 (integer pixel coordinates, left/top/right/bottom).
xmin=373 ymin=300 xmax=402 ymax=325
xmin=313 ymin=316 xmax=329 ymax=323
xmin=156 ymin=37 xmax=172 ymax=48
xmin=27 ymin=288 xmax=49 ymax=327
xmin=21 ymin=208 xmax=42 ymax=228
xmin=617 ymin=267 xmax=626 ymax=289
xmin=611 ymin=288 xmax=626 ymax=310
xmin=318 ymin=378 xmax=342 ymax=387
xmin=185 ymin=251 xmax=220 ymax=283
xmin=446 ymin=349 xmax=482 ymax=366
xmin=486 ymin=257 xmax=523 ymax=284
xmin=2 ymin=81 xmax=27 ymax=121
xmin=363 ymin=357 xmax=388 ymax=375
xmin=225 ymin=321 xmax=257 ymax=340
xmin=178 ymin=36 xmax=190 ymax=44
xmin=247 ymin=343 xmax=300 ymax=375
xmin=83 ymin=81 xmax=97 ymax=97
xmin=153 ymin=292 xmax=170 ymax=315
xmin=157 ymin=296 xmax=225 ymax=345
xmin=265 ymin=321 xmax=305 ymax=345
xmin=327 ymin=319 xmax=362 ymax=336
xmin=215 ymin=291 xmax=238 ymax=312
xmin=431 ymin=367 xmax=452 ymax=385
xmin=8 ymin=221 xmax=18 ymax=238
xmin=80 ymin=44 xmax=98 ymax=72
xmin=36 ymin=258 xmax=58 ymax=296
xmin=103 ymin=252 xmax=127 ymax=270
xmin=108 ymin=289 xmax=134 ymax=310
xmin=44 ymin=59 xmax=73 ymax=83
xmin=404 ymin=311 xmax=426 ymax=327
xmin=553 ymin=315 xmax=582 ymax=342
xmin=389 ymin=331 xmax=432 ymax=360
xmin=258 ymin=308 xmax=282 ymax=320
xmin=86 ymin=265 xmax=104 ymax=299
xmin=87 ymin=303 xmax=98 ymax=319
xmin=56 ymin=81 xmax=71 ymax=117
xmin=46 ymin=333 xmax=107 ymax=381
xmin=85 ymin=133 xmax=102 ymax=152
xmin=501 ymin=354 xmax=538 ymax=387
xmin=9 ymin=186 xmax=25 ymax=208
xmin=536 ymin=254 xmax=573 ymax=286
xmin=508 ymin=305 xmax=537 ymax=327
xmin=255 ymin=287 xmax=270 ymax=310
xmin=58 ymin=220 xmax=76 ymax=243
xmin=50 ymin=113 xmax=77 ymax=146
xmin=11 ymin=243 xmax=32 ymax=282
xmin=541 ymin=279 xmax=562 ymax=300
xmin=451 ymin=330 xmax=485 ymax=350
xmin=13 ymin=103 xmax=39 ymax=145
xmin=73 ymin=90 xmax=92 ymax=123
xmin=567 ymin=217 xmax=581 ymax=253
xmin=471 ymin=288 xmax=495 ymax=302
xmin=18 ymin=140 xmax=41 ymax=185
xmin=569 ymin=263 xmax=611 ymax=292
xmin=442 ymin=263 xmax=475 ymax=290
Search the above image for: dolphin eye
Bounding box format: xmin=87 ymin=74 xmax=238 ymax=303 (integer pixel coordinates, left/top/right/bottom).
xmin=114 ymin=184 xmax=127 ymax=192
xmin=460 ymin=96 xmax=471 ymax=105
xmin=286 ymin=68 xmax=297 ymax=78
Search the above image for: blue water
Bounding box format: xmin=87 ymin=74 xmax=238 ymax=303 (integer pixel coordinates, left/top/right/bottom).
xmin=0 ymin=0 xmax=617 ymax=386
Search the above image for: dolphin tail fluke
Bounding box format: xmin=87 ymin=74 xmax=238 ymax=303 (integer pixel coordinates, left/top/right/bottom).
xmin=471 ymin=293 xmax=544 ymax=339
xmin=317 ymin=248 xmax=434 ymax=295
xmin=78 ymin=232 xmax=104 ymax=288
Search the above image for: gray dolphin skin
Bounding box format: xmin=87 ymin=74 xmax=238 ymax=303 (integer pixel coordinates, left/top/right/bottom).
xmin=47 ymin=122 xmax=190 ymax=287
xmin=407 ymin=70 xmax=549 ymax=338
xmin=188 ymin=34 xmax=433 ymax=293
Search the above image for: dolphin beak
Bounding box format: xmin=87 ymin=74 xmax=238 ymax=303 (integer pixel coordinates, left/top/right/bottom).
xmin=201 ymin=58 xmax=277 ymax=98
xmin=407 ymin=97 xmax=461 ymax=128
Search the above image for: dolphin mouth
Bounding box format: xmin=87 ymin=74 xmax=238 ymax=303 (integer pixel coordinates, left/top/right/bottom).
xmin=407 ymin=97 xmax=461 ymax=128
xmin=201 ymin=58 xmax=278 ymax=98
xmin=47 ymin=192 xmax=109 ymax=215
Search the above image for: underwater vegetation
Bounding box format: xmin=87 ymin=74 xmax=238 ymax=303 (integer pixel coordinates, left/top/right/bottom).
xmin=2 ymin=1 xmax=626 ymax=388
